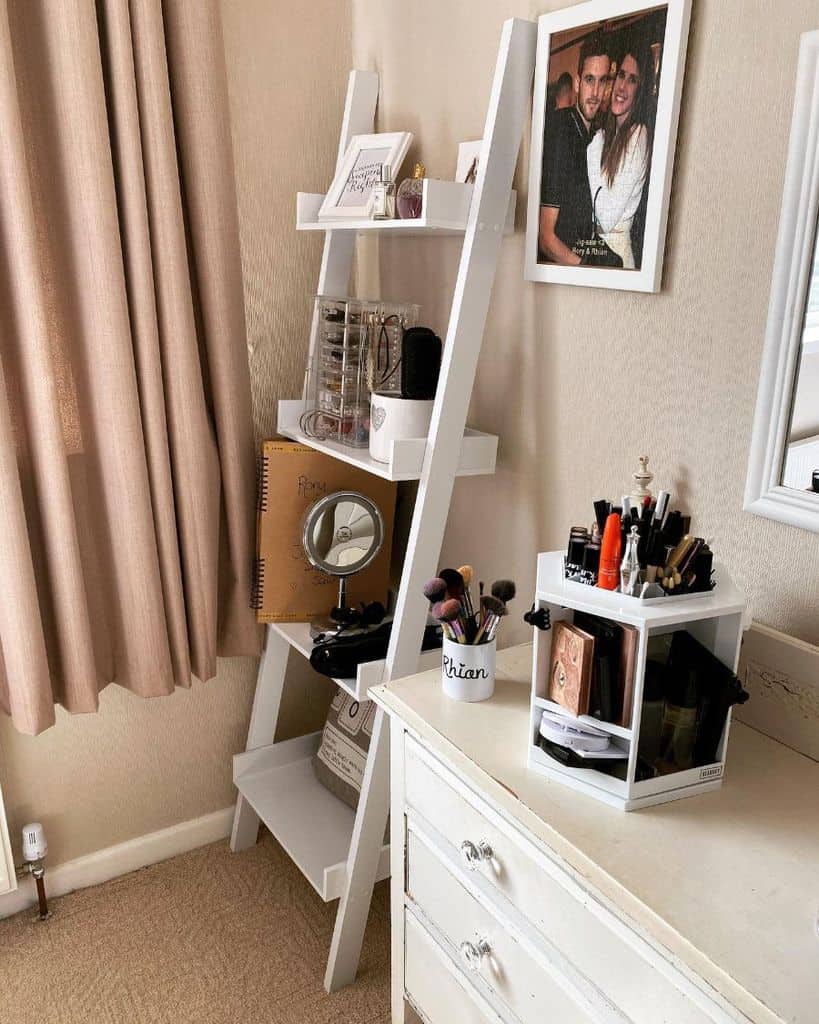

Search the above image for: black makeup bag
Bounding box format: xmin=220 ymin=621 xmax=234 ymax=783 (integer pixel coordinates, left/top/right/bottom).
xmin=310 ymin=622 xmax=442 ymax=679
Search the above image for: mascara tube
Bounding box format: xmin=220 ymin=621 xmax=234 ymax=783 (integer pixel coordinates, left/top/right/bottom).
xmin=645 ymin=490 xmax=669 ymax=563
xmin=593 ymin=499 xmax=610 ymax=535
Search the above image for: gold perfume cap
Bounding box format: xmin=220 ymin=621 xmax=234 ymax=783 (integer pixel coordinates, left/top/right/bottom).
xmin=413 ymin=163 xmax=425 ymax=178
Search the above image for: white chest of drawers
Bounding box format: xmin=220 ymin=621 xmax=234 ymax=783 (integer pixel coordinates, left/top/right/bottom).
xmin=370 ymin=644 xmax=819 ymax=1024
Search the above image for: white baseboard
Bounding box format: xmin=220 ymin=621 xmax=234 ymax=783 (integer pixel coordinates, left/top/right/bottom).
xmin=0 ymin=805 xmax=234 ymax=920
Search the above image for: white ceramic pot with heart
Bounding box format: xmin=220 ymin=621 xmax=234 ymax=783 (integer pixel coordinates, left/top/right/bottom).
xmin=368 ymin=393 xmax=434 ymax=464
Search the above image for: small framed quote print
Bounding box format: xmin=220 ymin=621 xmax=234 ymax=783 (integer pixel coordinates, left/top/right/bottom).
xmin=524 ymin=0 xmax=691 ymax=292
xmin=318 ymin=132 xmax=413 ymax=220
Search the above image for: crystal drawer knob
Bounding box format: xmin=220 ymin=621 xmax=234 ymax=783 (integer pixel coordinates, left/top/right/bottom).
xmin=460 ymin=839 xmax=493 ymax=869
xmin=459 ymin=938 xmax=491 ymax=971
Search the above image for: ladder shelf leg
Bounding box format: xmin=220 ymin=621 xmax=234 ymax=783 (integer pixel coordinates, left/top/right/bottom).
xmin=230 ymin=626 xmax=292 ymax=853
xmin=324 ymin=705 xmax=391 ymax=993
xmin=323 ymin=16 xmax=537 ymax=993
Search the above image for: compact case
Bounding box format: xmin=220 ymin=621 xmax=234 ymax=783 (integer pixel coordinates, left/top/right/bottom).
xmin=537 ymin=709 xmax=611 ymax=753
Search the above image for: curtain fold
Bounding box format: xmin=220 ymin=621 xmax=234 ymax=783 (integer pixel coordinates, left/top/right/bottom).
xmin=0 ymin=0 xmax=260 ymax=735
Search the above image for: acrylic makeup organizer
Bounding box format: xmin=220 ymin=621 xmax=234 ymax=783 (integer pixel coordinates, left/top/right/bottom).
xmin=300 ymin=295 xmax=419 ymax=449
xmin=230 ymin=18 xmax=536 ymax=996
xmin=528 ymin=551 xmax=747 ymax=811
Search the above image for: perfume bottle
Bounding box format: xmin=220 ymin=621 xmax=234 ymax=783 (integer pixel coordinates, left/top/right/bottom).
xmin=397 ymin=163 xmax=425 ymax=219
xmin=369 ymin=164 xmax=396 ymax=220
xmin=620 ymin=525 xmax=641 ymax=596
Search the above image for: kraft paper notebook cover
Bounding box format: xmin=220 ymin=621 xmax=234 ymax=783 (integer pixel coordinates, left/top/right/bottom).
xmin=548 ymin=620 xmax=595 ymax=716
xmin=253 ymin=442 xmax=396 ymax=623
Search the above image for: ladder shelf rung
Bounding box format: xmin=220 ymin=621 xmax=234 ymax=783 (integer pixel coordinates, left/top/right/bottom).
xmin=266 ymin=621 xmax=442 ymax=701
xmin=296 ymin=184 xmax=516 ymax=236
xmin=277 ymin=400 xmax=497 ymax=482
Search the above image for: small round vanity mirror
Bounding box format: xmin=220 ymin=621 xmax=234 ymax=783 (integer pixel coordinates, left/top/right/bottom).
xmin=302 ymin=491 xmax=384 ymax=636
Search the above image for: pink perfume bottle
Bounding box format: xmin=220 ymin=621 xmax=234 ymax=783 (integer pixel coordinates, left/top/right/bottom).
xmin=397 ymin=163 xmax=425 ymax=219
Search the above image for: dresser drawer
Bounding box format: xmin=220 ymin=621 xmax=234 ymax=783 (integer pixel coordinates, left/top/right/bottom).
xmin=405 ymin=911 xmax=499 ymax=1024
xmin=404 ymin=736 xmax=718 ymax=1023
xmin=408 ymin=826 xmax=594 ymax=1024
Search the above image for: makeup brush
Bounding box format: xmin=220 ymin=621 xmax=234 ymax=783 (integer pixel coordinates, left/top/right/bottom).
xmin=491 ymin=579 xmax=516 ymax=606
xmin=458 ymin=564 xmax=477 ymax=638
xmin=475 ymin=594 xmax=507 ymax=643
xmin=480 ymin=594 xmax=507 ymax=619
xmin=423 ymin=577 xmax=448 ymax=603
xmin=458 ymin=565 xmax=474 ymax=603
xmin=431 ymin=600 xmax=455 ymax=641
xmin=458 ymin=564 xmax=474 ymax=587
xmin=437 ymin=597 xmax=466 ymax=643
xmin=439 ymin=567 xmax=469 ymax=636
xmin=486 ymin=614 xmax=506 ymax=643
xmin=439 ymin=568 xmax=465 ymax=603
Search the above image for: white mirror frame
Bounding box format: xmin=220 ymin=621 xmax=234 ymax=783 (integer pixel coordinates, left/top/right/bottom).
xmin=745 ymin=29 xmax=819 ymax=533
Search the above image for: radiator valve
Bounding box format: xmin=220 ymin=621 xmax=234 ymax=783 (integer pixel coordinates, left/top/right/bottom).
xmin=17 ymin=822 xmax=50 ymax=921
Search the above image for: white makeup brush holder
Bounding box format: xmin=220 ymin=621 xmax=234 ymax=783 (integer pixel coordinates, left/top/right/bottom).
xmin=369 ymin=393 xmax=434 ymax=464
xmin=442 ymin=637 xmax=496 ymax=702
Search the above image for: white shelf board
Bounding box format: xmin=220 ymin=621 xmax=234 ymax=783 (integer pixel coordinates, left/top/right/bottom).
xmin=277 ymin=400 xmax=498 ymax=482
xmin=532 ymin=695 xmax=632 ymax=741
xmin=268 ymin=620 xmax=442 ymax=700
xmin=536 ymin=551 xmax=746 ymax=629
xmin=233 ymin=732 xmax=390 ymax=902
xmin=528 ymin=738 xmax=628 ymax=804
xmin=803 ymin=337 xmax=819 ymax=356
xmin=297 ymin=180 xmax=516 ymax=236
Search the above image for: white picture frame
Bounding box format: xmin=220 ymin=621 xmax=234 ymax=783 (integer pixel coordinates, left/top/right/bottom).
xmin=318 ymin=131 xmax=413 ymax=220
xmin=524 ymin=0 xmax=691 ymax=292
xmin=744 ymin=30 xmax=819 ymax=535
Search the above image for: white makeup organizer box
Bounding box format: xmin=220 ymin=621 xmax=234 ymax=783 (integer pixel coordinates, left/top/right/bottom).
xmin=529 ymin=551 xmax=747 ymax=810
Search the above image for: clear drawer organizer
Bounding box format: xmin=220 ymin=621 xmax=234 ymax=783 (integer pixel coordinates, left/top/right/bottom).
xmin=300 ymin=295 xmax=420 ymax=448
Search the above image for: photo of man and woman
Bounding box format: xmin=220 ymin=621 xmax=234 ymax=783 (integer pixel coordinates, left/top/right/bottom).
xmin=537 ymin=5 xmax=667 ymax=272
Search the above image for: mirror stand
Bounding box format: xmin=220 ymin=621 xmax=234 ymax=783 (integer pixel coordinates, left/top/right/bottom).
xmin=301 ymin=490 xmax=386 ymax=638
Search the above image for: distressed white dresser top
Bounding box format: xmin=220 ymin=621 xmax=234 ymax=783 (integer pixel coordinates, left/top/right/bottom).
xmin=371 ymin=643 xmax=819 ymax=1024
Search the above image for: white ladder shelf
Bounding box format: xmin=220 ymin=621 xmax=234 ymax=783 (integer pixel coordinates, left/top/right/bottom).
xmin=230 ymin=17 xmax=537 ymax=996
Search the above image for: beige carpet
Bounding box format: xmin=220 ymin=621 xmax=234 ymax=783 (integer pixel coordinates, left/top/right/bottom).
xmin=0 ymin=832 xmax=391 ymax=1023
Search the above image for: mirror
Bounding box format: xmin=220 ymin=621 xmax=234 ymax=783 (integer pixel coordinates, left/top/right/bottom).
xmin=781 ymin=235 xmax=819 ymax=492
xmin=302 ymin=490 xmax=384 ymax=634
xmin=746 ymin=30 xmax=819 ymax=532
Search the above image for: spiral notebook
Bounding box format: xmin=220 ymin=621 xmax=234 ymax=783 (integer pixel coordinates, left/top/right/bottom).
xmin=253 ymin=441 xmax=396 ymax=622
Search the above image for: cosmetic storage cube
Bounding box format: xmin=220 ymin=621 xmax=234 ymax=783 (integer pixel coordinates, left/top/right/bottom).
xmin=300 ymin=295 xmax=419 ymax=448
xmin=527 ymin=551 xmax=747 ymax=811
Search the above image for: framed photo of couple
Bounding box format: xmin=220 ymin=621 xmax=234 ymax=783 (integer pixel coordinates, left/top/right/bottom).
xmin=524 ymin=0 xmax=692 ymax=292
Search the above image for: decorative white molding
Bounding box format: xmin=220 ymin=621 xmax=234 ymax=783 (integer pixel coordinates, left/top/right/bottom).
xmin=0 ymin=806 xmax=233 ymax=920
xmin=745 ymin=30 xmax=819 ymax=533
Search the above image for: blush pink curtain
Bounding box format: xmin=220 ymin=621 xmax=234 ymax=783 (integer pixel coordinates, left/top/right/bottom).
xmin=0 ymin=0 xmax=261 ymax=735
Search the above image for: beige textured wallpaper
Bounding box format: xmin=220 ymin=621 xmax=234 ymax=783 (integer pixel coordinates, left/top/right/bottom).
xmin=0 ymin=0 xmax=351 ymax=869
xmin=353 ymin=0 xmax=819 ymax=649
xmin=3 ymin=0 xmax=817 ymax=874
